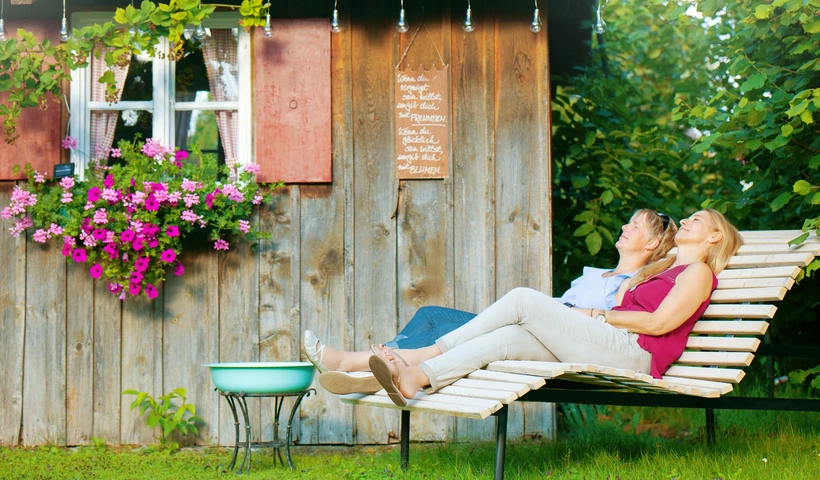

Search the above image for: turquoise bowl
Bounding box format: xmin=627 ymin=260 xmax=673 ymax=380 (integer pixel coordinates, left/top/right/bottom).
xmin=205 ymin=362 xmax=316 ymax=394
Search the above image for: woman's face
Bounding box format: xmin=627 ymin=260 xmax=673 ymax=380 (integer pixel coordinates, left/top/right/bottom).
xmin=676 ymin=210 xmax=717 ymax=244
xmin=616 ymin=212 xmax=653 ymax=253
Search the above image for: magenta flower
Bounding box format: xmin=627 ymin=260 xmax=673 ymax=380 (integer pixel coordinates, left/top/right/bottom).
xmin=104 ymin=174 xmax=115 ymax=189
xmin=144 ymin=224 xmax=160 ymax=236
xmin=144 ymin=195 xmax=160 ymax=212
xmin=165 ymin=225 xmax=180 ymax=237
xmin=175 ymin=150 xmax=189 ymax=161
xmin=132 ymin=237 xmax=145 ymax=251
xmin=108 ymin=282 xmax=123 ymax=294
xmin=61 ymin=135 xmax=78 ymax=150
xmin=103 ymin=242 xmax=119 ymax=259
xmin=129 ymin=283 xmax=142 ymax=296
xmin=72 ymin=249 xmax=87 ymax=263
xmin=130 ymin=271 xmax=144 ymax=284
xmin=174 ymin=261 xmax=185 ymax=276
xmin=214 ymin=239 xmax=230 ymax=251
xmin=160 ymin=249 xmax=177 ymax=263
xmin=88 ymin=187 xmax=102 ymax=203
xmin=148 ymin=238 xmax=159 ymax=249
xmin=121 ymin=229 xmax=136 ymax=243
xmin=89 ymin=263 xmax=103 ymax=279
xmin=92 ymin=229 xmax=108 ymax=240
xmin=145 ymin=283 xmax=158 ymax=299
xmin=61 ymin=243 xmax=73 ymax=257
xmin=134 ymin=256 xmax=150 ymax=272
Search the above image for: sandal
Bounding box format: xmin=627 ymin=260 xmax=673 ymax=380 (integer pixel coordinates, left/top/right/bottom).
xmin=370 ymin=344 xmax=409 ymax=367
xmin=369 ymin=353 xmax=408 ymax=407
xmin=319 ymin=371 xmax=382 ymax=395
xmin=304 ymin=330 xmax=330 ymax=373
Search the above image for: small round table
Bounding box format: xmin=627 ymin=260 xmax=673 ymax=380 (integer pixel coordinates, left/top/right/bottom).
xmin=218 ymin=388 xmax=315 ymax=473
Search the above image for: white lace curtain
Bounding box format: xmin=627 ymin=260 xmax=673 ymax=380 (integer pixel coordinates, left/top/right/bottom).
xmin=201 ymin=30 xmax=240 ymax=169
xmin=90 ymin=51 xmax=130 ymax=161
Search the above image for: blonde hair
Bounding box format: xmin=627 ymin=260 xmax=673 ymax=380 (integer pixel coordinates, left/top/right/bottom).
xmin=626 ymin=208 xmax=742 ymax=289
xmin=703 ymin=208 xmax=743 ymax=274
xmin=626 ymin=210 xmax=679 ymax=288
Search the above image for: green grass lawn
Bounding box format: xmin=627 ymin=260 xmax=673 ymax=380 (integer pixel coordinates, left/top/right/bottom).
xmin=1 ymin=407 xmax=818 ymax=479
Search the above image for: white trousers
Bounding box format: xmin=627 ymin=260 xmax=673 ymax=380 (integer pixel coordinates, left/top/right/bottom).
xmin=419 ymin=287 xmax=652 ymax=391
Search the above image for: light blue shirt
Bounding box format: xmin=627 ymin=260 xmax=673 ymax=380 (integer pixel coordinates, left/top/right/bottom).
xmin=556 ymin=266 xmax=634 ymax=310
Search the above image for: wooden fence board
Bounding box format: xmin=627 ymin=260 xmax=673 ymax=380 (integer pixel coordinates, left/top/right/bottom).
xmin=120 ymin=290 xmax=162 ymax=445
xmin=93 ymin=283 xmax=122 ymax=445
xmin=218 ymin=238 xmax=260 ymax=446
xmin=0 ymin=184 xmax=26 ymax=446
xmin=351 ymin=0 xmax=402 ymax=444
xmin=163 ymin=249 xmax=219 ymax=445
xmin=257 ymin=187 xmax=302 ymax=444
xmin=66 ymin=264 xmax=94 ymax=446
xmin=22 ymin=240 xmax=66 ymax=445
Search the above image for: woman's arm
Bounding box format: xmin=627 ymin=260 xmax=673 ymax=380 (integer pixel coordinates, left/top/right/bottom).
xmin=598 ymin=262 xmax=714 ymax=336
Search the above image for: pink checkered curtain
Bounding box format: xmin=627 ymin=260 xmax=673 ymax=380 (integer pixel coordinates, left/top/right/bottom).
xmin=90 ymin=49 xmax=131 ymax=161
xmin=201 ymin=29 xmax=240 ymax=169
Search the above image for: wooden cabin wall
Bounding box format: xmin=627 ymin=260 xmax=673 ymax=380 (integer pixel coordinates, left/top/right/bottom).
xmin=0 ymin=0 xmax=552 ymax=447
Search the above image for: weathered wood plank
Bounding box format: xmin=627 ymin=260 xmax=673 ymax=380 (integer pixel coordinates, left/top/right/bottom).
xmin=257 ymin=187 xmax=302 ymax=446
xmin=300 ymin=183 xmax=349 ymax=444
xmin=22 ymin=240 xmax=66 ymax=445
xmin=493 ymin=0 xmax=553 ymax=442
xmin=0 ymin=183 xmax=26 ymax=446
xmin=163 ymin=248 xmax=219 ymax=445
xmin=218 ymin=236 xmax=260 ymax=446
xmin=65 ymin=263 xmax=94 ymax=446
xmin=351 ymin=0 xmax=402 ymax=445
xmin=120 ymin=290 xmax=162 ymax=445
xmin=452 ymin=0 xmax=498 ymax=443
xmin=93 ymin=283 xmax=122 ymax=446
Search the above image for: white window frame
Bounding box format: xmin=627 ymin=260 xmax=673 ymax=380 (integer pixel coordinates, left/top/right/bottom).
xmin=69 ymin=12 xmax=252 ymax=179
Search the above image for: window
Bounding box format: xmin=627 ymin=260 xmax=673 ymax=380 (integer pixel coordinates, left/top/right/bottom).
xmin=69 ymin=13 xmax=251 ymax=177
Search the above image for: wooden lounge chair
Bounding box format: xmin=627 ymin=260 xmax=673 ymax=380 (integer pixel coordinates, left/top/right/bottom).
xmin=341 ymin=230 xmax=820 ymax=479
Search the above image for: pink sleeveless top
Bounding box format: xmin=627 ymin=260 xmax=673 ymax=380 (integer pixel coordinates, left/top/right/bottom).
xmin=613 ymin=264 xmax=717 ymax=378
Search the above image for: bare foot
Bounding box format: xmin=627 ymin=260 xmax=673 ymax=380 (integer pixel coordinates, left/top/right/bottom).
xmin=377 ymin=350 xmax=428 ymax=399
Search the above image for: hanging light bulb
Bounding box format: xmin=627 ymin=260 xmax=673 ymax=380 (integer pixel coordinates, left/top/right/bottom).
xmin=0 ymin=0 xmax=6 ymax=42
xmin=462 ymin=1 xmax=475 ymax=33
xmin=594 ymin=0 xmax=609 ymax=34
xmin=330 ymin=0 xmax=341 ymax=33
xmin=60 ymin=0 xmax=70 ymax=42
xmin=193 ymin=0 xmax=207 ymax=39
xmin=529 ymin=0 xmax=542 ymax=33
xmin=396 ymin=0 xmax=409 ymax=33
xmin=263 ymin=12 xmax=272 ymax=37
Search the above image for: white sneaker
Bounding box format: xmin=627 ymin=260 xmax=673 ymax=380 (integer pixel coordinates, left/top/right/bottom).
xmin=303 ymin=330 xmax=329 ymax=373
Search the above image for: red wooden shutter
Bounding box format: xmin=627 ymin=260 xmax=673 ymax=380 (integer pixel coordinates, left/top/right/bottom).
xmin=253 ymin=19 xmax=332 ymax=184
xmin=0 ymin=21 xmax=62 ymax=181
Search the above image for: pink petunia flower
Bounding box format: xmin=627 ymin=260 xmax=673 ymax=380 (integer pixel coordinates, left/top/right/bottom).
xmin=108 ymin=282 xmax=123 ymax=294
xmin=173 ymin=261 xmax=185 ymax=276
xmin=147 ymin=238 xmax=159 ymax=249
xmin=175 ymin=150 xmax=189 ymax=161
xmin=144 ymin=195 xmax=160 ymax=212
xmin=88 ymin=187 xmax=102 ymax=203
xmin=121 ymin=229 xmax=136 ymax=243
xmin=92 ymin=229 xmax=108 ymax=241
xmin=89 ymin=263 xmax=103 ymax=279
xmin=160 ymin=249 xmax=177 ymax=263
xmin=104 ymin=174 xmax=115 ymax=189
xmin=132 ymin=237 xmax=145 ymax=251
xmin=144 ymin=283 xmax=158 ymax=299
xmin=128 ymin=283 xmax=142 ymax=296
xmin=134 ymin=256 xmax=150 ymax=272
xmin=72 ymin=249 xmax=87 ymax=263
xmin=61 ymin=243 xmax=74 ymax=257
xmin=103 ymin=242 xmax=119 ymax=259
xmin=130 ymin=271 xmax=144 ymax=284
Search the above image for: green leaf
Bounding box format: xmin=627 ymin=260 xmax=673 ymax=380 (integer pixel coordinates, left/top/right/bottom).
xmin=786 ymin=100 xmax=809 ymax=118
xmin=813 ymin=192 xmax=820 ymax=205
xmin=770 ymin=192 xmax=793 ymax=211
xmin=800 ymin=109 xmax=814 ymax=124
xmin=573 ymin=223 xmax=595 ymax=237
xmin=804 ymin=21 xmax=820 ymax=34
xmin=781 ymin=124 xmax=793 ymax=137
xmin=754 ymin=4 xmax=774 ymax=19
xmin=794 ymin=180 xmax=812 ymax=196
xmin=585 ymin=231 xmax=602 ymax=256
xmin=810 ymin=154 xmax=820 ymax=169
xmin=788 ymin=232 xmax=810 ymax=246
xmin=601 ymin=190 xmax=614 ymax=205
xmin=739 ymin=73 xmax=766 ymax=91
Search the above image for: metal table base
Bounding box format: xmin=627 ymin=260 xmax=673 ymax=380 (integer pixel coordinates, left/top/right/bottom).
xmin=219 ymin=388 xmax=315 ymax=474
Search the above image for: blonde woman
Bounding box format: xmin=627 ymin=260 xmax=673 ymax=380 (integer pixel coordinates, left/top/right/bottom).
xmin=369 ymin=209 xmax=742 ymax=407
xmin=307 ymin=209 xmax=677 ymax=394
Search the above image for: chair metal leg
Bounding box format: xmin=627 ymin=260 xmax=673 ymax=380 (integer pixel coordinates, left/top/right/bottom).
xmin=493 ymin=406 xmax=508 ymax=480
xmin=705 ymin=408 xmax=715 ymax=445
xmin=401 ymin=410 xmax=410 ymax=471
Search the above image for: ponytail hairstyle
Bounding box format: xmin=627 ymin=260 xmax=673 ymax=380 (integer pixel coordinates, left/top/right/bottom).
xmin=624 ymin=210 xmax=679 ymax=289
xmin=703 ymin=208 xmax=743 ymax=275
